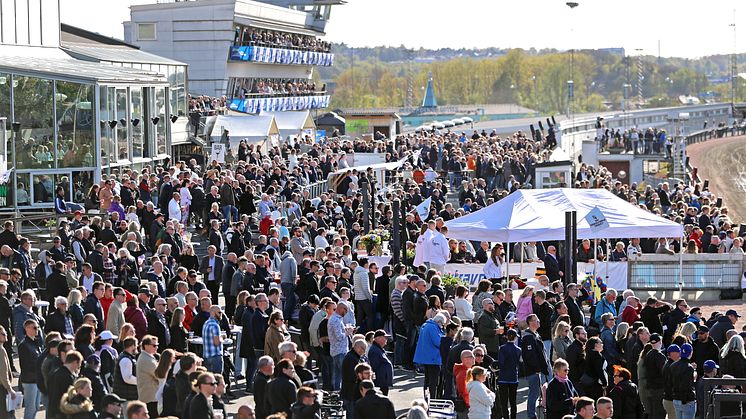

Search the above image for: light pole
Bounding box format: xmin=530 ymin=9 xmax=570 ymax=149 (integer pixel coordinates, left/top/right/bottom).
xmin=11 ymin=122 xmax=20 ymax=222
xmin=566 ymin=1 xmax=579 ymax=119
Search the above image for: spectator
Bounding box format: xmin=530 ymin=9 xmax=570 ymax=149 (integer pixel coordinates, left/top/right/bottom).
xmin=414 ymin=312 xmax=447 ymax=399
xmin=367 ymin=329 xmax=393 ymax=395
xmin=521 ymin=314 xmax=549 ymax=419
xmin=607 ymin=366 xmax=642 ymax=418
xmin=188 ymin=372 xmax=218 ymax=419
xmin=58 ymin=376 xmax=96 ymax=419
xmin=545 ymin=358 xmax=578 ymax=419
xmin=267 ymin=358 xmax=297 ymax=417
xmin=580 ymin=336 xmax=607 ymax=400
xmin=466 ymin=366 xmax=495 ymax=419
xmin=710 ymin=309 xmax=739 ymax=347
xmin=47 ymin=351 xmax=84 ymax=419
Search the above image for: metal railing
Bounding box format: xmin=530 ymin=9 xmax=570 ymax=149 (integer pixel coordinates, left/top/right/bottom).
xmin=702 ymin=378 xmax=746 ymax=419
xmin=684 ymin=123 xmax=746 ymax=145
xmin=628 ymin=254 xmax=744 ymax=290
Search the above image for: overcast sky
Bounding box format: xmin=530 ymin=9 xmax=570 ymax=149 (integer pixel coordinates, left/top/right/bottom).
xmin=61 ymin=0 xmax=744 ymax=59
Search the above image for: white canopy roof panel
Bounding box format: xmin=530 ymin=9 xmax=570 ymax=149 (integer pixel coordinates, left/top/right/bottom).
xmin=444 ymin=188 xmax=683 ymax=243
xmin=209 ymin=114 xmax=279 ymax=147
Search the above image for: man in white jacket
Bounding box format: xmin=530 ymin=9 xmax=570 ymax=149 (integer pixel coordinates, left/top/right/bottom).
xmin=353 ymin=257 xmax=374 ymax=332
xmin=427 ymin=225 xmax=451 ymax=273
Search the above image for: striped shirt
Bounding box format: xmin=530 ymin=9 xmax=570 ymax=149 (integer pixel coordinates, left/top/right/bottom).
xmin=202 ymin=317 xmax=223 ymax=359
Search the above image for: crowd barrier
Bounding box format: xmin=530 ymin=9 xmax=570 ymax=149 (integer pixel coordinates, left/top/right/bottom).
xmin=228 ymin=95 xmax=330 ymax=113
xmin=440 ymin=253 xmax=745 ymax=292
xmin=229 ymin=45 xmax=334 ymax=66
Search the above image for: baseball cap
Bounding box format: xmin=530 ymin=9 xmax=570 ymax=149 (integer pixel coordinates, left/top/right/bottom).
xmin=506 ymin=328 xmax=518 ymax=338
xmin=681 ymin=343 xmax=693 ymax=359
xmin=727 ymin=309 xmax=742 ymax=318
xmin=373 ymin=330 xmax=390 ymax=338
xmin=138 ymin=287 xmax=152 ymax=296
xmin=97 ymin=330 xmax=117 ymax=341
xmin=86 ymin=354 xmax=101 ymax=364
xmin=667 ymin=344 xmax=681 ymax=354
xmin=101 ymin=394 xmax=126 ymax=406
xmin=698 ymin=325 xmax=710 ymax=333
xmin=703 ymin=360 xmax=720 ymax=372
xmin=649 ymin=333 xmax=662 ymax=344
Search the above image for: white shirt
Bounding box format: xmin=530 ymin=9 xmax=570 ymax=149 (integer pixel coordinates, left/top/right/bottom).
xmin=81 ymin=274 xmax=95 ymax=293
xmin=427 ymin=231 xmax=450 ymax=265
xmin=208 ymin=256 xmax=216 ymax=281
xmin=315 ymin=234 xmax=329 ymax=249
xmin=168 ymin=198 xmax=181 ymax=221
xmin=627 ymin=244 xmax=642 ymax=261
xmin=413 ymin=230 xmax=432 ymax=267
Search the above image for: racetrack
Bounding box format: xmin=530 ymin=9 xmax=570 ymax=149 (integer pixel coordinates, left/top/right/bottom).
xmin=687 ymin=135 xmax=746 ymax=224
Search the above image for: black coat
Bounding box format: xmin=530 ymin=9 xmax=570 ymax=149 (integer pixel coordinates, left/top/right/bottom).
xmin=80 ymin=366 xmax=106 ymax=411
xmin=692 ymin=337 xmax=720 ymax=377
xmin=82 ymin=294 xmax=104 ymax=334
xmin=446 ymin=340 xmax=474 ymax=375
xmin=544 ymin=254 xmax=562 ymax=282
xmin=720 ymin=351 xmax=746 ymax=378
xmin=46 ymin=269 xmax=70 ymax=300
xmin=608 ymin=379 xmax=643 ymax=419
xmin=47 ymin=366 xmax=77 ymax=418
xmin=565 ymin=296 xmax=584 ymax=329
xmin=565 ymin=340 xmax=585 ymax=384
xmin=45 ymin=310 xmax=73 ymax=336
xmin=188 ymin=392 xmax=214 ymax=419
xmin=545 ymin=377 xmax=579 ymax=419
xmin=267 ymin=374 xmax=297 ymax=417
xmin=291 ymin=401 xmax=322 ymax=419
xmin=355 ymin=391 xmax=396 ymax=419
xmin=85 ymin=250 xmax=105 ymax=277
xmin=254 ymin=372 xmax=272 ymax=419
xmin=18 ymin=336 xmax=42 ymax=384
xmin=146 ymin=311 xmax=170 ymax=351
xmin=341 ymin=351 xmax=363 ymax=400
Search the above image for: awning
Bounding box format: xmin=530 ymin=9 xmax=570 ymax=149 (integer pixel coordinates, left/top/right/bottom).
xmin=444 ymin=188 xmax=683 ymax=242
xmin=62 ymin=44 xmax=186 ymax=66
xmin=208 ymin=114 xmax=280 ymax=148
xmin=262 ymin=111 xmax=315 ymax=138
xmin=233 ymin=16 xmax=321 ymax=37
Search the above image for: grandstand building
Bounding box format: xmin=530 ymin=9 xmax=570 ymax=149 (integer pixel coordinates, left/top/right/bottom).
xmin=124 ymin=0 xmax=343 ymax=147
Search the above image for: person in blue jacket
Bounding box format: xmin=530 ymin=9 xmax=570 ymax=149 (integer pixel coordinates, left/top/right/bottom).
xmin=497 ymin=328 xmax=521 ymax=419
xmin=594 ymin=289 xmax=618 ymax=326
xmin=367 ymin=329 xmax=394 ymax=395
xmin=414 ymin=313 xmax=446 ymax=399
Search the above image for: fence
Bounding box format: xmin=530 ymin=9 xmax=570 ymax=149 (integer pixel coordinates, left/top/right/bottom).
xmin=628 ymin=254 xmax=744 ymax=290
xmin=685 ymin=123 xmax=746 ymax=145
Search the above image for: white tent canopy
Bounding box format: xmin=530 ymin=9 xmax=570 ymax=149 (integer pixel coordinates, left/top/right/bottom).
xmin=262 ymin=111 xmax=315 ymax=139
xmin=208 ymin=114 xmax=279 ymax=149
xmin=444 ymin=188 xmax=683 ymax=242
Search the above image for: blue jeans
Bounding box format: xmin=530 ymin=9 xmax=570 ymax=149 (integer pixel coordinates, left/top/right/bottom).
xmin=394 ymin=333 xmax=406 ymax=366
xmin=332 ymin=353 xmax=345 ymax=391
xmin=244 ymin=355 xmax=257 ymax=391
xmin=281 ymin=282 xmax=296 ymax=321
xmin=673 ymin=400 xmax=696 ymax=419
xmin=22 ymin=383 xmax=40 ymax=419
xmin=320 ymin=352 xmax=333 ymax=391
xmin=234 ymin=333 xmax=243 ymax=378
xmin=222 ymin=205 xmax=238 ymax=223
xmin=526 ymin=373 xmax=541 ymax=419
xmin=343 ymin=399 xmax=355 ymax=419
xmin=204 ymin=355 xmax=224 ymax=374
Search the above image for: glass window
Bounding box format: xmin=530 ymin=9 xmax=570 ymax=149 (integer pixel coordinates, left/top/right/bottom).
xmin=0 ymin=73 xmax=11 ymax=168
xmin=99 ymin=86 xmax=113 ymax=167
xmin=13 ymin=173 xmax=30 ymax=207
xmin=131 ymin=87 xmax=143 ymax=158
xmin=175 ymin=66 xmax=186 ymax=117
xmin=31 ymin=173 xmax=54 ymax=203
xmin=13 ymin=75 xmax=54 ymax=170
xmin=56 ymin=81 xmax=95 ymax=168
xmin=138 ymin=23 xmax=156 ymax=41
xmin=116 ymin=88 xmax=129 ymax=161
xmin=156 ymin=87 xmax=167 ymax=155
xmin=72 ymin=171 xmax=93 ymax=204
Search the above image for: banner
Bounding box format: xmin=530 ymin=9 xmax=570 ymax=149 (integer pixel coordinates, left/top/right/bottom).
xmin=229 ymin=46 xmax=334 ymax=66
xmin=443 ymin=261 xmax=627 ymax=290
xmin=585 ymin=206 xmax=609 ymax=233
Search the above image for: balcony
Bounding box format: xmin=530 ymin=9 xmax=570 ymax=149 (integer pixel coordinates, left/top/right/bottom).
xmin=228 ymin=45 xmax=333 ymax=66
xmin=228 ymin=92 xmax=330 ymax=113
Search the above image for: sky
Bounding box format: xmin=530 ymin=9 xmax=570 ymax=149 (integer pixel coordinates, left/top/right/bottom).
xmin=60 ymin=0 xmax=745 ymax=59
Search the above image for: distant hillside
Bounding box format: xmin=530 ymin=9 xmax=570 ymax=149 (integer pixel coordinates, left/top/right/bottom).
xmin=319 ymin=45 xmax=746 ymax=114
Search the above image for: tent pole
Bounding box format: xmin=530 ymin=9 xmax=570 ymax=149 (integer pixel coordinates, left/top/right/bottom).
xmin=506 ymin=242 xmax=510 ymax=288
xmin=605 ymin=238 xmax=610 ymax=279
xmin=678 ymin=234 xmax=685 ymax=296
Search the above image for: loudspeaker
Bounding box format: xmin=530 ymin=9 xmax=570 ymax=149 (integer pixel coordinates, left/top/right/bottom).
xmin=552 ymin=115 xmax=557 ymax=126
xmin=530 ymin=124 xmax=536 ymax=137
xmin=538 ymin=121 xmax=544 ymax=131
xmin=546 ymin=118 xmax=552 ymax=128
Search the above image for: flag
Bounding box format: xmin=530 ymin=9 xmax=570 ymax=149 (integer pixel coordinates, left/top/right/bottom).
xmin=584 ymin=206 xmax=609 ymax=233
xmin=415 ymin=197 xmax=432 ymax=221
xmin=0 ymin=167 xmax=12 ymax=185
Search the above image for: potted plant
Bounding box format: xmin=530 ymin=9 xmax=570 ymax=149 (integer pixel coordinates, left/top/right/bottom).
xmin=441 ymin=273 xmax=467 ymax=299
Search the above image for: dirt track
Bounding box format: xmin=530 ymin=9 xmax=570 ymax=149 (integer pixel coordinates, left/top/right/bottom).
xmin=686 ymin=135 xmax=746 ymax=224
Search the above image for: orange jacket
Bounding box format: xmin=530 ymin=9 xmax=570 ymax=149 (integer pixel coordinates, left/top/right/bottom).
xmin=454 ymin=362 xmax=470 ymax=407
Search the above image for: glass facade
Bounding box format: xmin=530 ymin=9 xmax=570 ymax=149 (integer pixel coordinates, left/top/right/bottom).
xmin=0 ymin=70 xmax=172 ymax=209
xmin=56 ymin=80 xmax=95 ymax=168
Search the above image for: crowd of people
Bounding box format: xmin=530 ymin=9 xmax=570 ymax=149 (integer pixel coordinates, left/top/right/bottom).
xmin=188 ymin=95 xmax=228 ymax=117
xmin=228 ymin=78 xmax=325 ymax=100
xmin=0 ymin=123 xmax=742 ymax=419
xmin=233 ymin=26 xmax=332 ymax=53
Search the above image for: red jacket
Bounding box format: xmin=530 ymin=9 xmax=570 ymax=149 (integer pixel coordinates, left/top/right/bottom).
xmin=621 ymin=304 xmax=641 ymax=325
xmin=124 ymin=305 xmax=148 ymax=339
xmin=454 ymin=362 xmax=470 ymax=407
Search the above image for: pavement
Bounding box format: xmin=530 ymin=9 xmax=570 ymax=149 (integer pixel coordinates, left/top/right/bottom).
xmin=686 ymin=134 xmax=746 ymax=223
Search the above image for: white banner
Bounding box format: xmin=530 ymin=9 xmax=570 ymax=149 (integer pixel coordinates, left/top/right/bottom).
xmin=443 ymin=261 xmax=628 ymax=291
